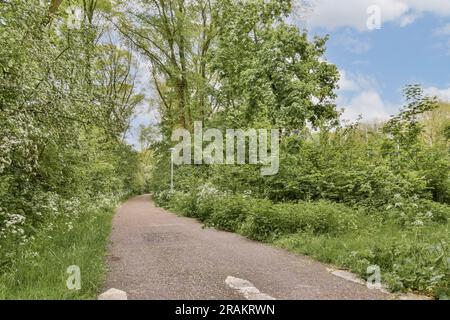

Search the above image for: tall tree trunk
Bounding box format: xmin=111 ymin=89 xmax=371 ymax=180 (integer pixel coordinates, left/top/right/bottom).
xmin=177 ymin=0 xmax=190 ymax=129
xmin=49 ymin=0 xmax=64 ymax=14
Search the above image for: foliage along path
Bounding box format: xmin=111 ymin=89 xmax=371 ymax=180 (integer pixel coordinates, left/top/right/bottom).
xmin=104 ymin=195 xmax=390 ymax=300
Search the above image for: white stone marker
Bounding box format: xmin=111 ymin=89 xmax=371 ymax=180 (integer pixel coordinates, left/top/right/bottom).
xmin=98 ymin=288 xmax=128 ymax=300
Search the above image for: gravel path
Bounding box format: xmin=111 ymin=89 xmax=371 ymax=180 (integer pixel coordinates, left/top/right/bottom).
xmin=104 ymin=195 xmax=390 ymax=300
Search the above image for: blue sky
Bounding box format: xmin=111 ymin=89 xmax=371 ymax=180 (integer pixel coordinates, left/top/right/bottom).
xmin=302 ymin=0 xmax=450 ymax=122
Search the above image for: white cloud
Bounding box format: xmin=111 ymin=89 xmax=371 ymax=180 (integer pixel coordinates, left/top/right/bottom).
xmin=399 ymin=13 xmax=420 ymax=27
xmin=340 ymin=90 xmax=391 ymax=121
xmin=338 ymin=70 xmax=359 ymax=91
xmin=302 ymin=0 xmax=450 ymax=31
xmin=338 ymin=70 xmax=379 ymax=92
xmin=424 ymin=86 xmax=450 ymax=102
xmin=337 ymin=70 xmax=391 ymax=122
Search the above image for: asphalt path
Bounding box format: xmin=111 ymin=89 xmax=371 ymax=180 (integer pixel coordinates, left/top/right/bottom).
xmin=104 ymin=195 xmax=389 ymax=300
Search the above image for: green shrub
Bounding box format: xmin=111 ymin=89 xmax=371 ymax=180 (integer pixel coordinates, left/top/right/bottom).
xmin=153 ymin=190 xmax=173 ymax=207
xmin=195 ymin=184 xmax=226 ymax=221
xmin=385 ymin=196 xmax=450 ymax=227
xmin=241 ymin=200 xmax=358 ymax=241
xmin=416 ymin=200 xmax=449 ymax=224
xmin=166 ymin=192 xmax=198 ymax=217
xmin=205 ymin=195 xmax=251 ymax=232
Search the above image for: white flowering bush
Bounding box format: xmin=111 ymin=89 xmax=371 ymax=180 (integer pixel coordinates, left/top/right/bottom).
xmin=153 ymin=189 xmax=173 ymax=206
xmin=0 ymin=210 xmax=26 ymax=246
xmin=197 ymin=182 xmax=227 ymax=200
xmin=0 ymin=0 xmax=146 ymax=279
xmin=385 ymin=194 xmax=449 ymax=228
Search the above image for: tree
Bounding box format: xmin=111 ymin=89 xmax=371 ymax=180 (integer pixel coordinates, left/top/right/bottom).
xmin=120 ymin=0 xmax=339 ymax=136
xmin=138 ymin=124 xmax=160 ymax=151
xmin=383 ymin=85 xmax=439 ymax=170
xmin=211 ymin=0 xmax=339 ymax=129
xmin=119 ymin=0 xmax=217 ymax=133
xmin=94 ymin=44 xmax=145 ymax=140
xmin=420 ymin=102 xmax=450 ymax=147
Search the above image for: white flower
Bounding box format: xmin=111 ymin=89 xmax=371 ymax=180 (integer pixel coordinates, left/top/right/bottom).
xmin=198 ymin=183 xmax=221 ymax=198
xmin=413 ymin=220 xmax=424 ymax=227
xmin=5 ymin=213 xmax=26 ymax=228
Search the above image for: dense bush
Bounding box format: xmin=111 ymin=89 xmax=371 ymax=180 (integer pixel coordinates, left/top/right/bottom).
xmin=242 ymin=201 xmax=358 ymax=241
xmin=385 ymin=196 xmax=450 ymax=227
xmin=151 ymin=96 xmax=449 ymax=210
xmin=165 ymin=191 xmax=198 ymax=218
xmin=157 ymin=189 xmax=361 ymax=240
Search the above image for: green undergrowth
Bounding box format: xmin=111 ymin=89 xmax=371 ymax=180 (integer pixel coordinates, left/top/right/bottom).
xmin=0 ymin=202 xmax=116 ymax=300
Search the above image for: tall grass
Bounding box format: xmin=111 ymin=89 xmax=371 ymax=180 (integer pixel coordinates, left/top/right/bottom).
xmin=0 ymin=207 xmax=114 ymax=300
xmin=275 ymin=223 xmax=450 ymax=299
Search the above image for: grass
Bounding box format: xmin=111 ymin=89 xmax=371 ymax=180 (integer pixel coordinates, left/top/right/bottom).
xmin=274 ymin=222 xmax=450 ymax=299
xmin=0 ymin=206 xmax=115 ymax=300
